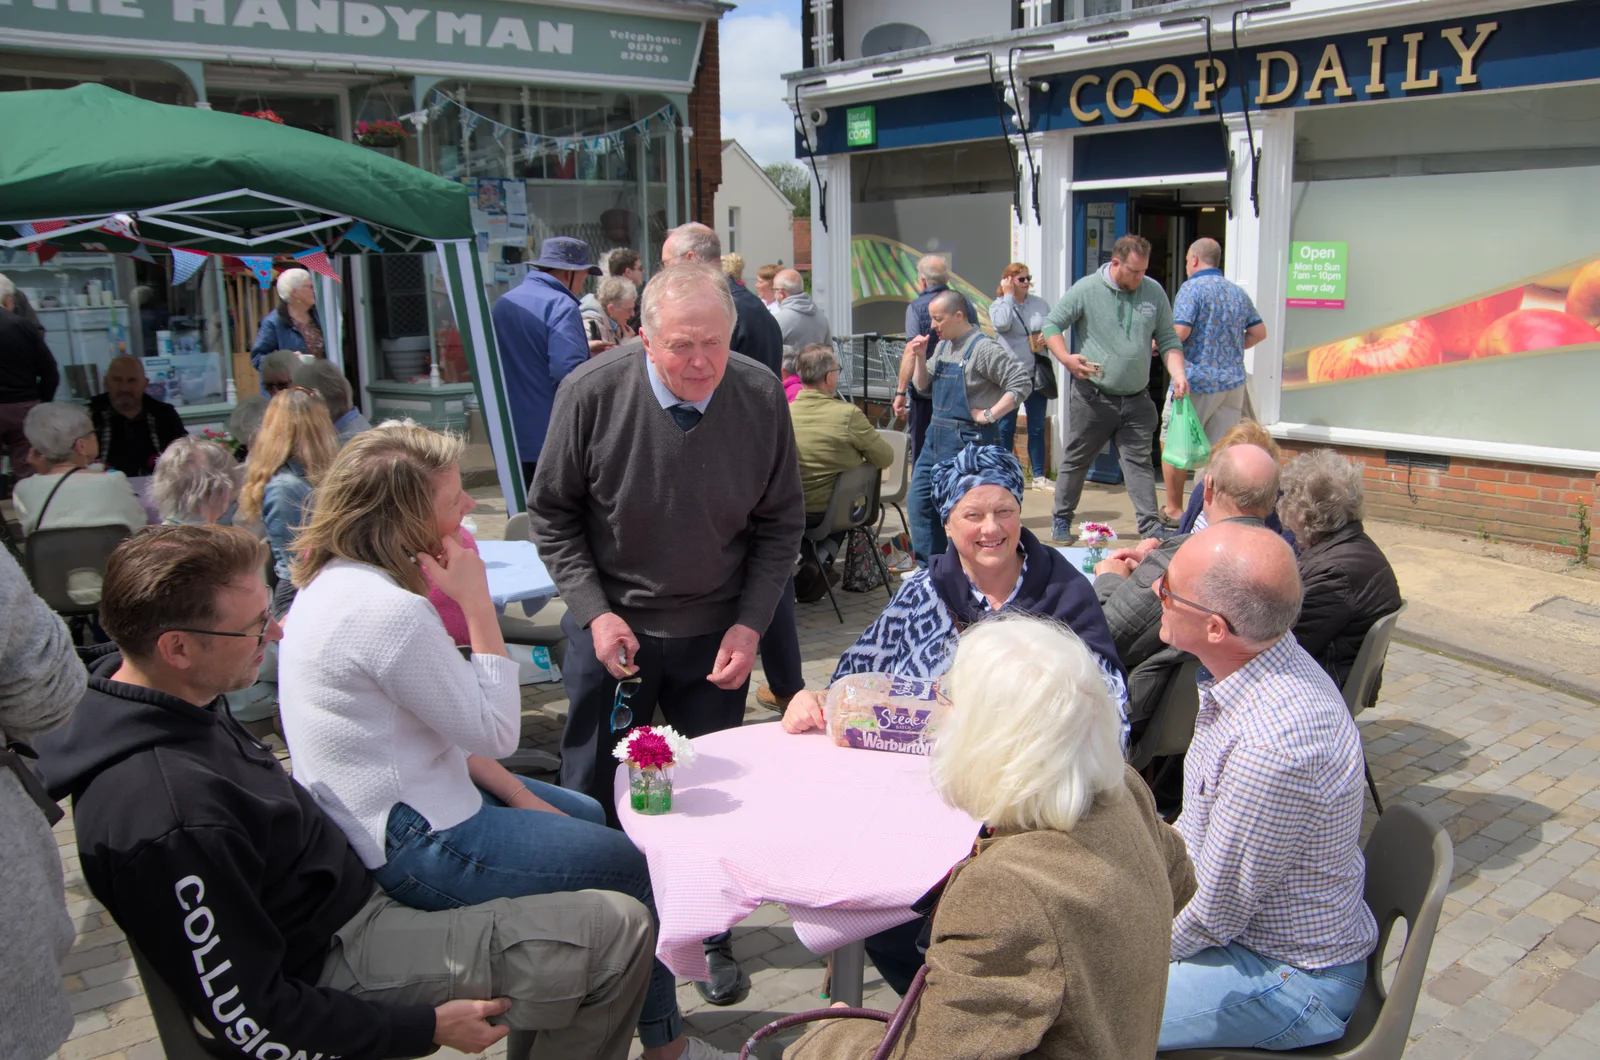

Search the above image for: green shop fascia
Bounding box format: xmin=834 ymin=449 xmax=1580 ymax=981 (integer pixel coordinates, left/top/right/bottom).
xmin=0 ymin=0 xmax=718 ymax=433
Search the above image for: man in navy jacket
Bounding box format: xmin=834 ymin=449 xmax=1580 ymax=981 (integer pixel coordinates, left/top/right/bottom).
xmin=492 ymin=237 xmax=601 ymax=485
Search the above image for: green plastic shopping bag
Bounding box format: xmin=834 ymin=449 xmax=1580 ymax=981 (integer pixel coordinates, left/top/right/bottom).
xmin=1162 ymin=395 xmax=1213 ymax=470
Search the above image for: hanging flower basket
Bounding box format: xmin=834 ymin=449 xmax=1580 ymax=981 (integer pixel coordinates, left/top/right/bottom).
xmin=355 ymin=120 xmax=411 ymax=148
xmin=244 ymin=109 xmax=285 ymax=124
xmin=613 ymin=725 xmax=697 ymax=815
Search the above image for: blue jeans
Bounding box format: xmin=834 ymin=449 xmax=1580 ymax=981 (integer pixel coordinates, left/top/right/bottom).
xmin=372 ymin=777 xmax=682 ymax=1049
xmin=1160 ymin=942 xmax=1366 ymax=1051
xmin=996 ymin=390 xmax=1049 ymax=478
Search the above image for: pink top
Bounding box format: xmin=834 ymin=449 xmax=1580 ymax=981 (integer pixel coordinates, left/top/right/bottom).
xmin=425 ymin=528 xmax=479 ymax=646
xmin=783 ymin=374 xmax=802 ymax=403
xmin=614 ymin=722 xmax=980 ymax=980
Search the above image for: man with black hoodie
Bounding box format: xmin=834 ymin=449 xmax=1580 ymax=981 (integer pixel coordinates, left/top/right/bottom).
xmin=36 ymin=525 xmax=655 ymax=1060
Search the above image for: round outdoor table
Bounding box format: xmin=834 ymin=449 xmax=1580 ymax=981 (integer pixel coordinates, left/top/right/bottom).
xmin=614 ymin=721 xmax=980 ymax=1006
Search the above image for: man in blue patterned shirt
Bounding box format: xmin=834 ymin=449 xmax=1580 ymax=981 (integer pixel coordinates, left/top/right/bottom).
xmin=1161 ymin=239 xmax=1267 ymax=524
xmin=1154 ymin=521 xmax=1376 ymax=1050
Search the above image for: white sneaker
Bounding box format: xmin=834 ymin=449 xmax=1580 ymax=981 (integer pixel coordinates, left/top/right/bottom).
xmin=1031 ymin=477 xmax=1055 ymax=492
xmin=679 ymin=1039 xmax=738 ymax=1060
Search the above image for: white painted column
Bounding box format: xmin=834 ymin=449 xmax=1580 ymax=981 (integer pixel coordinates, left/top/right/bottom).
xmin=1223 ymin=110 xmax=1295 ymax=426
xmin=808 ymin=153 xmax=853 ymax=337
xmin=1035 ymin=130 xmax=1075 ymax=461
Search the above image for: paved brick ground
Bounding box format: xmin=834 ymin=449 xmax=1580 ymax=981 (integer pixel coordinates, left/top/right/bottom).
xmin=48 ymin=560 xmax=1600 ymax=1059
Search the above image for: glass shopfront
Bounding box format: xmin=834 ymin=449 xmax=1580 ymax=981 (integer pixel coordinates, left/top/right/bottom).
xmin=1280 ymin=83 xmax=1600 ymax=452
xmin=849 ymin=140 xmax=1014 ymax=335
xmin=375 ymin=84 xmax=680 ymax=388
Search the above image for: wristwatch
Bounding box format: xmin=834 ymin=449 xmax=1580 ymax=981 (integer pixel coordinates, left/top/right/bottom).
xmin=980 ymin=407 xmax=994 ymax=425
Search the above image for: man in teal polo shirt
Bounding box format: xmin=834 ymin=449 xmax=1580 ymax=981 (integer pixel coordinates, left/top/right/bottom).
xmin=1042 ymin=234 xmax=1188 ymax=542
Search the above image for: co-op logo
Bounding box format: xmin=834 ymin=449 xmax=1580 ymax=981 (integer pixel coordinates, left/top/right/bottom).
xmin=1067 ymin=62 xmax=1220 ymax=122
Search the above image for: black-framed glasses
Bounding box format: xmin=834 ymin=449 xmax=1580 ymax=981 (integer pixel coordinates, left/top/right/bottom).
xmin=1153 ymin=574 xmax=1237 ymax=635
xmin=168 ymin=614 xmax=275 ymax=645
xmin=610 ymin=675 xmax=642 ymax=733
xmin=263 ymin=380 xmax=290 ymax=393
xmin=1015 ymin=276 xmax=1032 ymax=284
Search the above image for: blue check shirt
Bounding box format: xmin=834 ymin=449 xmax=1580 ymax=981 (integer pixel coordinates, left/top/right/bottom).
xmin=1172 ymin=269 xmax=1262 ymax=395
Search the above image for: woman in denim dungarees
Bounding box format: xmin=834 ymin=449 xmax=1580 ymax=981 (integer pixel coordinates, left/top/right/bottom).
xmin=904 ymin=292 xmax=1030 ymax=563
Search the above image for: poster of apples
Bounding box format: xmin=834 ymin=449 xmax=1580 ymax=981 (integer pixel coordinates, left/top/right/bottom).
xmin=1284 ymin=257 xmax=1600 ymax=386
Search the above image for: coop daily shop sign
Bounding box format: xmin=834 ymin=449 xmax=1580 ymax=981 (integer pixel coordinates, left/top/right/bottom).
xmin=1036 ymin=1 xmax=1600 ymax=129
xmin=1287 ymin=242 xmax=1347 ymax=310
xmin=0 ymin=0 xmax=704 ymax=85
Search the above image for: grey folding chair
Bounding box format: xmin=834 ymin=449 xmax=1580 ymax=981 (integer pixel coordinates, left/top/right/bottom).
xmin=129 ymin=941 xmax=222 ymax=1060
xmin=804 ymin=462 xmax=892 ymax=623
xmin=874 ymin=428 xmax=911 ymax=538
xmin=1341 ymin=606 xmax=1405 ymax=815
xmin=22 ymin=524 xmax=132 ymax=643
xmin=1127 ymin=656 xmax=1202 ymax=774
xmin=1160 ymin=801 xmax=1453 ymax=1060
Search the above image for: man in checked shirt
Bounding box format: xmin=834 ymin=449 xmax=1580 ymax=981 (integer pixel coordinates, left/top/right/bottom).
xmin=1152 ymin=521 xmax=1378 ymax=1051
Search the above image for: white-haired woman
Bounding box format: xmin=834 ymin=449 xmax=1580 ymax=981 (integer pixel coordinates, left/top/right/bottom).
xmin=580 ymin=275 xmax=637 ymax=350
xmin=249 ymin=267 xmax=324 ymax=372
xmin=151 ymin=436 xmax=241 ymax=525
xmin=1279 ymin=449 xmax=1402 ymax=688
xmin=13 ymin=402 xmax=147 ymax=535
xmin=787 ymin=615 xmax=1195 ymax=1060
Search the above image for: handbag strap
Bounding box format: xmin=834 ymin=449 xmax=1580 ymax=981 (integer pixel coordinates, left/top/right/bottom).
xmin=32 ymin=466 xmax=82 ymax=532
xmin=1 ymin=745 xmax=64 ymax=826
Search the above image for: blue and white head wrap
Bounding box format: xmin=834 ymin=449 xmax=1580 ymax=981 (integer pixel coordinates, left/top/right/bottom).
xmin=933 ymin=444 xmax=1025 ymax=522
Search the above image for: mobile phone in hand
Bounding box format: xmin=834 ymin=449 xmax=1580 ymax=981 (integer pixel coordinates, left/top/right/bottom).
xmin=1086 ymin=361 xmax=1104 ymax=376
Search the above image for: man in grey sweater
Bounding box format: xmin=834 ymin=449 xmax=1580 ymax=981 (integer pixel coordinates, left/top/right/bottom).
xmin=0 ymin=549 xmax=87 ymax=1060
xmin=529 ymin=262 xmax=804 ymax=1007
xmin=1043 ymin=233 xmax=1189 ymax=541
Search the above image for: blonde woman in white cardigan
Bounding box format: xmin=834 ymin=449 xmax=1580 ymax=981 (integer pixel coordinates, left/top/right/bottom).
xmin=277 ymin=422 xmax=729 ymax=1060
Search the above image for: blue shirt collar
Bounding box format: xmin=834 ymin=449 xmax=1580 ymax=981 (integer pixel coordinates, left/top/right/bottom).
xmin=645 ymin=354 xmax=713 ymax=414
xmin=1190 ymin=268 xmax=1224 ymax=279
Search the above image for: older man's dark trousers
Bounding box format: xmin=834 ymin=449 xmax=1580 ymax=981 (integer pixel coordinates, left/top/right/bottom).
xmin=559 ymin=611 xmax=750 ymax=828
xmin=757 ymin=577 xmax=804 ymax=699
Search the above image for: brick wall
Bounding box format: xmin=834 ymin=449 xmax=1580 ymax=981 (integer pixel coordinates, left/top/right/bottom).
xmin=793 ymin=218 xmax=812 ymax=270
xmin=687 ymin=20 xmax=722 ymax=225
xmin=1277 ymin=441 xmax=1598 ymax=561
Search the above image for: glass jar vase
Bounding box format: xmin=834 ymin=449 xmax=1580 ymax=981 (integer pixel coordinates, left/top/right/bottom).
xmin=1081 ymin=545 xmax=1106 ymax=572
xmin=627 ymin=764 xmax=674 ymax=815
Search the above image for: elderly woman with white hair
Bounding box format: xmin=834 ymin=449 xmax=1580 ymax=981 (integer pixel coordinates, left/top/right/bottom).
xmin=150 ymin=436 xmax=242 ymax=525
xmin=1279 ymin=449 xmax=1402 ymax=689
xmin=785 ymin=615 xmax=1195 ymax=1060
xmin=13 ymin=402 xmax=147 ymax=535
xmin=249 ymin=267 xmax=324 ymax=371
xmin=579 ymin=274 xmax=637 ymax=350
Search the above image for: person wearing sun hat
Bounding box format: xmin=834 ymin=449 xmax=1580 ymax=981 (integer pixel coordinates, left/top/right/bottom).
xmin=491 ymin=236 xmax=604 ymax=485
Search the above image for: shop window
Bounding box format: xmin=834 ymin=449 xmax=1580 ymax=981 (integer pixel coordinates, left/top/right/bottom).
xmin=1280 ymin=83 xmax=1600 ymax=452
xmin=389 ymin=84 xmax=675 ymax=387
xmin=849 ymin=140 xmax=1014 ymax=335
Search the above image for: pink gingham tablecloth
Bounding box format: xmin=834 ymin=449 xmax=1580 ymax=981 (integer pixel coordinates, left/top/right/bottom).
xmin=614 ymin=722 xmax=980 ymax=981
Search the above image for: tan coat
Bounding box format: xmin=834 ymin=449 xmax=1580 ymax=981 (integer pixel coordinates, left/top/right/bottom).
xmin=786 ymin=765 xmax=1195 ymax=1060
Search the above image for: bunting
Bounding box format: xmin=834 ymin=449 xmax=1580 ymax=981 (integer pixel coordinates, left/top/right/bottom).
xmin=343 ymin=221 xmax=384 ymax=253
xmin=129 ymin=244 xmax=156 ymax=264
xmin=239 ymin=255 xmax=276 ymax=290
xmin=409 ymin=92 xmax=675 ymax=162
xmin=98 ymin=213 xmax=137 ymax=240
xmin=171 ymin=248 xmax=209 ymax=285
xmin=293 ymin=247 xmax=341 ymax=282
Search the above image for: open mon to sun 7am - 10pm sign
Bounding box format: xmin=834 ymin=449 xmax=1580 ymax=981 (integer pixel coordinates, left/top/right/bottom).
xmin=1288 ymin=242 xmax=1347 ymax=309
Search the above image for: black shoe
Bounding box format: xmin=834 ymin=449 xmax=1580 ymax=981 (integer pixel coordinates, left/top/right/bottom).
xmin=693 ymin=946 xmax=748 ymax=1006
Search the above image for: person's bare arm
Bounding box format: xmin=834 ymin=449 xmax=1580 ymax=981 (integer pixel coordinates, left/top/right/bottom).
xmin=1244 ymin=322 xmax=1268 ymax=348
xmin=465 ymin=755 xmax=567 ymax=814
xmin=1173 ymin=324 xmax=1193 ymax=342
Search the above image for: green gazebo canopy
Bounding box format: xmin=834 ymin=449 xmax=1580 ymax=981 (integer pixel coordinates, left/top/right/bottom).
xmin=0 ymin=83 xmax=467 ymax=253
xmin=0 ymin=84 xmax=528 ymax=510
